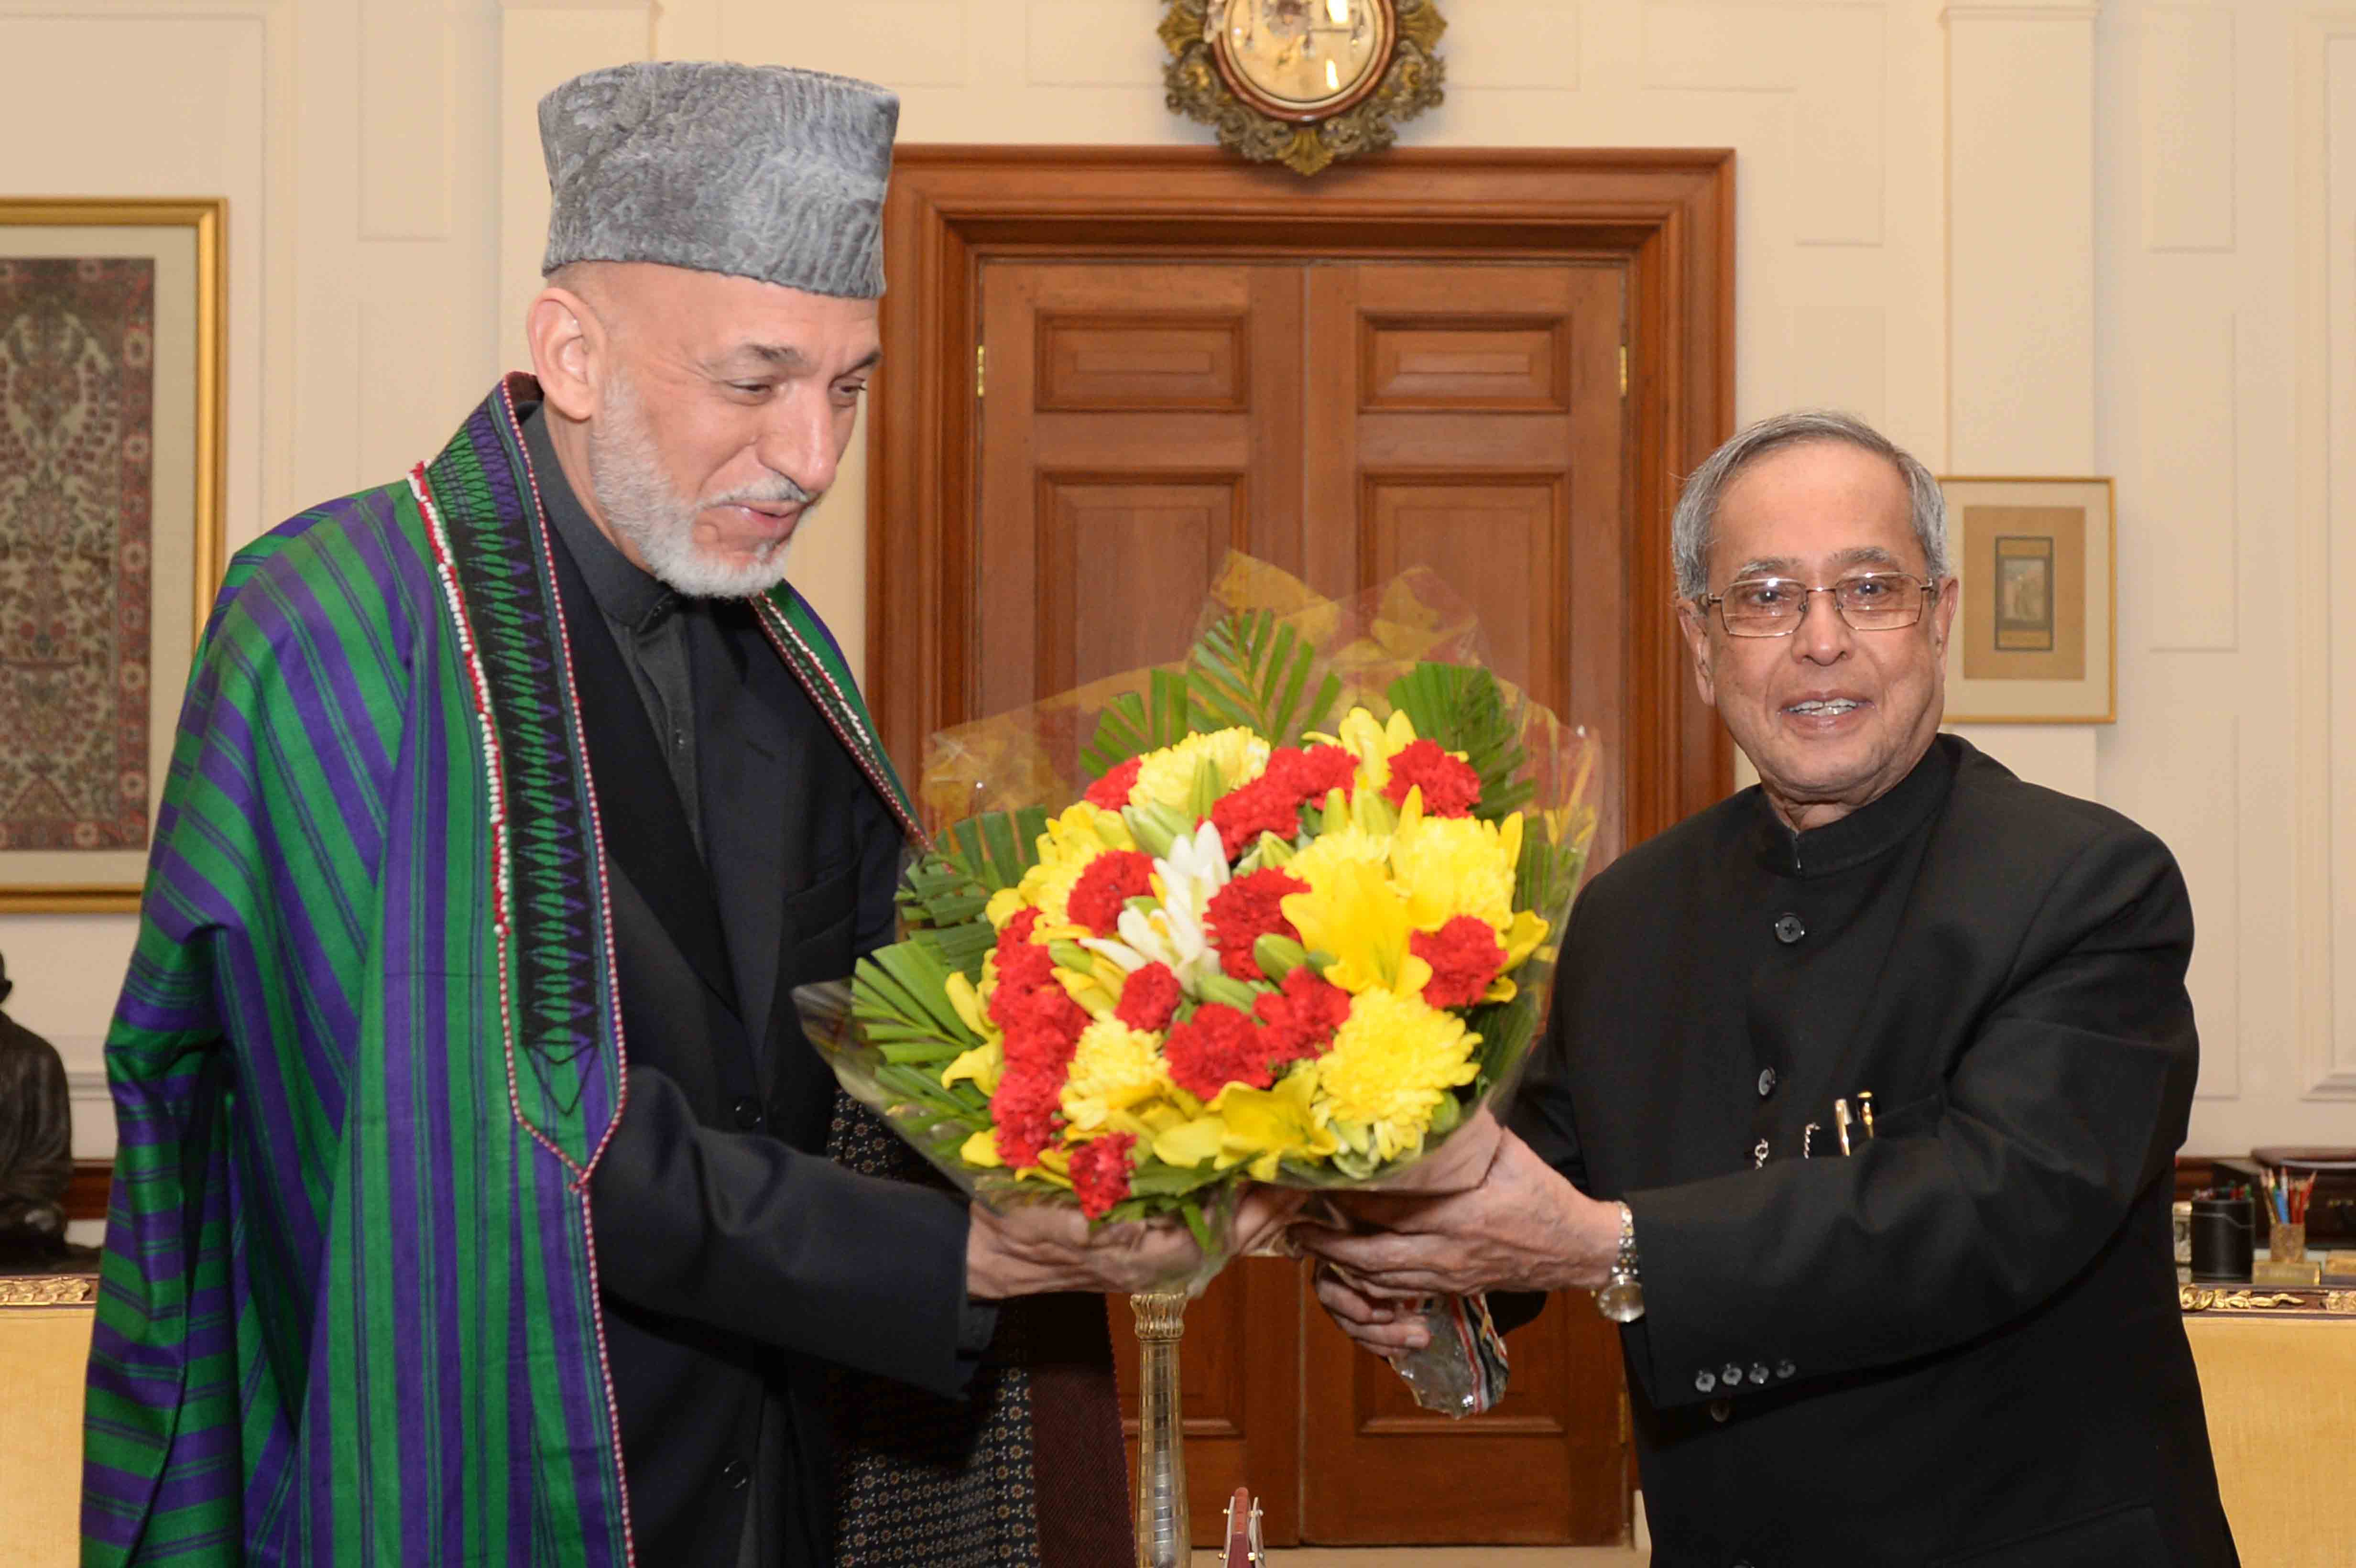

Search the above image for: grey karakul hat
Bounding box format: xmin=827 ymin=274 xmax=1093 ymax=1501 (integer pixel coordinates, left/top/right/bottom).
xmin=539 ymin=62 xmax=899 ymax=299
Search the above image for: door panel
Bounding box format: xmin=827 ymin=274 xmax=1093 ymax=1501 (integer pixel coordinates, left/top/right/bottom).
xmin=977 ymin=255 xmax=1633 ymax=1547
xmin=1037 ymin=474 xmax=1245 ymax=692
xmin=977 ymin=263 xmax=1302 ymax=724
xmin=1360 ymin=317 xmax=1568 ymax=410
xmin=1036 ymin=314 xmax=1251 ymax=410
xmin=1361 ymin=476 xmax=1566 ymax=717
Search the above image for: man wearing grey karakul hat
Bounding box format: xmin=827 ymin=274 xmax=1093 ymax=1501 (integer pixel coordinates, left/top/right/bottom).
xmin=87 ymin=58 xmax=1274 ymax=1568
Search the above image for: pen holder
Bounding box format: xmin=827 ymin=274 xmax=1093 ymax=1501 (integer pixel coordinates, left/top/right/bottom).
xmin=2189 ymin=1196 xmax=2256 ymax=1282
xmin=2269 ymin=1219 xmax=2306 ymax=1263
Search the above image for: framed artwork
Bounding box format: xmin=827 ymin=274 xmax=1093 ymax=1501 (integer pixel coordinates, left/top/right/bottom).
xmin=0 ymin=199 xmax=226 ymax=912
xmin=1937 ymin=476 xmax=2115 ymax=724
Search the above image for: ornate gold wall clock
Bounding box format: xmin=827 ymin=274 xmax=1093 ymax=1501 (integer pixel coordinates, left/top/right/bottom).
xmin=1159 ymin=0 xmax=1447 ymax=177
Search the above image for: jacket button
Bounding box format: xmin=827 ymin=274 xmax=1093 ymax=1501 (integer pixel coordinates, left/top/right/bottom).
xmin=1756 ymin=1067 xmax=1777 ymax=1098
xmin=721 ymin=1458 xmax=750 ymax=1491
xmin=732 ymin=1097 xmax=764 ymax=1131
xmin=1774 ymin=913 xmax=1805 ymax=944
xmin=1710 ymin=1399 xmax=1732 ymax=1423
xmin=1694 ymin=1369 xmax=1716 ymax=1393
xmin=1750 ymin=1363 xmax=1770 ymax=1385
xmin=1721 ymin=1363 xmax=1743 ymax=1387
xmin=1776 ymin=1359 xmax=1797 ymax=1380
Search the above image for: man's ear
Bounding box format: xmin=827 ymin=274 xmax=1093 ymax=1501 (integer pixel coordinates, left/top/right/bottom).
xmin=1677 ymin=601 xmax=1718 ymax=709
xmin=526 ymin=285 xmax=602 ymax=423
xmin=1929 ymin=574 xmax=1960 ymax=658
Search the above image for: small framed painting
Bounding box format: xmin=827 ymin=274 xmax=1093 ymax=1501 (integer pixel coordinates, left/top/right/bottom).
xmin=1938 ymin=475 xmax=2115 ymax=725
xmin=0 ymin=199 xmax=227 ymax=911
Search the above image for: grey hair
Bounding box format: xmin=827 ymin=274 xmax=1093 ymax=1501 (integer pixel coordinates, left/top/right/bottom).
xmin=1670 ymin=410 xmax=1948 ymax=600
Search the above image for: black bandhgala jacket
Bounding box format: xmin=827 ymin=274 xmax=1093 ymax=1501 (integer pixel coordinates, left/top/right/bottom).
xmin=1507 ymin=735 xmax=2238 ymax=1568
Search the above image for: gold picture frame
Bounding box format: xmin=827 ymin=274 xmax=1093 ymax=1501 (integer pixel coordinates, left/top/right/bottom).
xmin=1159 ymin=0 xmax=1447 ymax=178
xmin=1938 ymin=475 xmax=2115 ymax=725
xmin=0 ymin=198 xmax=227 ymax=912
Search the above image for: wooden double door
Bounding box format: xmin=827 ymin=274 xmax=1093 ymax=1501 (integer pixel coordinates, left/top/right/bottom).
xmin=977 ymin=256 xmax=1632 ymax=1546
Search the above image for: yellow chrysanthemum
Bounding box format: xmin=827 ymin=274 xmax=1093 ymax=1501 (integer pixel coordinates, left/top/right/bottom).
xmin=1281 ymin=818 xmax=1393 ymax=889
xmin=1280 ymin=856 xmax=1431 ymax=996
xmin=1389 ymin=807 xmax=1521 ymax=932
xmin=1315 ymin=988 xmax=1480 ymax=1162
xmin=995 ymin=801 xmax=1135 ymax=930
xmin=1131 ymin=727 xmax=1271 ymax=810
xmin=1388 ymin=806 xmax=1551 ymax=974
xmin=1059 ymin=1018 xmax=1171 ymax=1132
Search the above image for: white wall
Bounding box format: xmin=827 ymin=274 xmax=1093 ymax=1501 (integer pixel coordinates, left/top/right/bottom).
xmin=4 ymin=0 xmax=2349 ymax=1159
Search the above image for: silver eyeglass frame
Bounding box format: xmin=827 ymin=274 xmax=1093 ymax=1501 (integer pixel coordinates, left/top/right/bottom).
xmin=1693 ymin=573 xmax=1941 ymax=638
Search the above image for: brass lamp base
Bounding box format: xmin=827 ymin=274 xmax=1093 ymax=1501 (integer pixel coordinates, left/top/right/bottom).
xmin=1129 ymin=1290 xmax=1190 ymax=1568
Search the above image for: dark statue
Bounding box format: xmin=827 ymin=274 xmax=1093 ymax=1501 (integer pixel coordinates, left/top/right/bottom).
xmin=0 ymin=953 xmax=97 ymax=1271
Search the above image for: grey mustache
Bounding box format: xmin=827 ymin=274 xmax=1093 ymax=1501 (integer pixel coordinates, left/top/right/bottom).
xmin=709 ymin=477 xmax=817 ymax=508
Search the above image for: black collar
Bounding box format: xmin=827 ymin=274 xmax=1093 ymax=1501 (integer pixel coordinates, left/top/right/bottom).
xmin=1751 ymin=733 xmax=1961 ymax=879
xmin=519 ymin=401 xmax=677 ymax=636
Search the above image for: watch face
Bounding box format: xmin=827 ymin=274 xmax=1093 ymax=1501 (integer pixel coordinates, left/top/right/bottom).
xmin=1595 ymin=1278 xmax=1644 ymax=1324
xmin=1214 ymin=0 xmax=1395 ymax=121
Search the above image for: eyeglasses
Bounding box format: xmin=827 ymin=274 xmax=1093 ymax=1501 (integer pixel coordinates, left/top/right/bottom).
xmin=1696 ymin=573 xmax=1938 ymax=637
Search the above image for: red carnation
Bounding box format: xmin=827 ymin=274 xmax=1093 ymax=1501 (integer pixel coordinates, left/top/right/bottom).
xmin=1413 ymin=915 xmax=1509 ymax=1009
xmin=1383 ymin=739 xmax=1483 ymax=817
xmin=988 ymin=939 xmax=1058 ymax=1017
xmin=1210 ymin=775 xmax=1305 ymax=860
xmin=1265 ymin=743 xmax=1357 ymax=803
xmin=1204 ymin=868 xmax=1309 ymax=980
xmin=990 ymin=1057 xmax=1066 ymax=1169
xmin=985 ymin=902 xmax=1089 ymax=1168
xmin=1085 ymin=756 xmax=1143 ymax=811
xmin=1069 ymin=1132 xmax=1139 ymax=1220
xmin=1164 ymin=1003 xmax=1283 ymax=1100
xmin=1253 ymin=967 xmax=1352 ymax=1063
xmin=1065 ymin=849 xmax=1154 ymax=936
xmin=1115 ymin=961 xmax=1183 ymax=1033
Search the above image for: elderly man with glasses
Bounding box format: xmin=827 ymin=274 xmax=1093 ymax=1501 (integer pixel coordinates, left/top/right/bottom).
xmin=1301 ymin=412 xmax=2238 ymax=1568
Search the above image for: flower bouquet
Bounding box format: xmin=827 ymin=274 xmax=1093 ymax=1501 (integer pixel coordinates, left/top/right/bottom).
xmin=795 ymin=557 xmax=1594 ymax=1559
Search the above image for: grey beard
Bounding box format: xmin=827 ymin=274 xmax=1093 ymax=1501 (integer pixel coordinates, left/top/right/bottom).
xmin=585 ymin=375 xmax=816 ymax=599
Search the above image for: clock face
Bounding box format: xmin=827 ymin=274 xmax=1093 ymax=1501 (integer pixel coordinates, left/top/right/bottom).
xmin=1214 ymin=0 xmax=1395 ymax=121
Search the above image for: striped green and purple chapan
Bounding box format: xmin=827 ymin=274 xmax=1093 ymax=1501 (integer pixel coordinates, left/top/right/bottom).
xmin=81 ymin=376 xmax=916 ymax=1566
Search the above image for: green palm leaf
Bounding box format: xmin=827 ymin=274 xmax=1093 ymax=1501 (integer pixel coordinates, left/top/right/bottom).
xmin=1385 ymin=662 xmax=1534 ymax=821
xmin=1185 ymin=609 xmax=1341 ymax=747
xmin=1079 ymin=668 xmax=1199 ymax=776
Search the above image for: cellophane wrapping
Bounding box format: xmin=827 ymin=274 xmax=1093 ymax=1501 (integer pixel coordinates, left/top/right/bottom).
xmin=795 ymin=555 xmax=1597 ymax=1347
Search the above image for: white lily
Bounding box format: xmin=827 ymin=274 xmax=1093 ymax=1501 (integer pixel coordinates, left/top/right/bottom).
xmin=1077 ymin=820 xmax=1233 ymax=995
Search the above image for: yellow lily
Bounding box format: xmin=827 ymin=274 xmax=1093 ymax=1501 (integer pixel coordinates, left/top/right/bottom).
xmin=1151 ymin=1113 xmax=1230 ymax=1170
xmin=1311 ymin=707 xmax=1418 ymax=793
xmin=1280 ymin=856 xmax=1432 ymax=997
xmin=1211 ymin=1070 xmax=1339 ymax=1180
xmin=942 ymin=1040 xmax=1003 ymax=1095
xmin=944 ymin=970 xmax=993 ymax=1039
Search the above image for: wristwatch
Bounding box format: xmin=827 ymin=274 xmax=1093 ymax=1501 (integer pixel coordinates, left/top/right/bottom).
xmin=1594 ymin=1201 xmax=1644 ymax=1323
